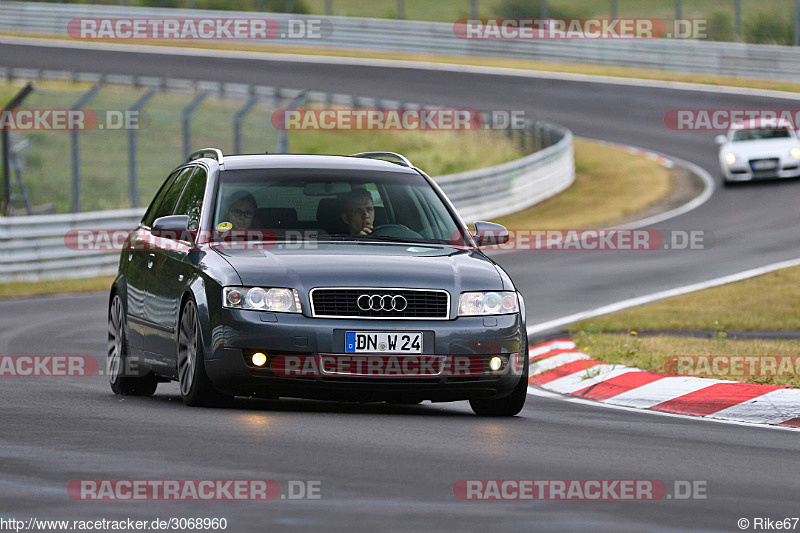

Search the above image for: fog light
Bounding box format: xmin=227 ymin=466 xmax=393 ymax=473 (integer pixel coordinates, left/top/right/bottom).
xmin=489 ymin=356 xmax=503 ymax=371
xmin=252 ymin=352 xmax=268 ymax=367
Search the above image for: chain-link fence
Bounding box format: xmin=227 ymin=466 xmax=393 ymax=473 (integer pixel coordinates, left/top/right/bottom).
xmin=1 ymin=73 xmax=297 ymax=214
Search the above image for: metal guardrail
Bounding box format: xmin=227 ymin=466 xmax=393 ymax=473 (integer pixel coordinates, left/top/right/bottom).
xmin=3 ymin=1 xmax=800 ymax=80
xmin=0 ymin=68 xmax=575 ymax=282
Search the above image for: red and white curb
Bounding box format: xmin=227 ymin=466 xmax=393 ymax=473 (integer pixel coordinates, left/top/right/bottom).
xmin=527 ymin=339 xmax=800 ymax=428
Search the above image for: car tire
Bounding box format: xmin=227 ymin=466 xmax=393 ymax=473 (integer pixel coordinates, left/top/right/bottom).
xmin=469 ymin=338 xmax=528 ymax=417
xmin=178 ymin=298 xmax=232 ymax=407
xmin=108 ymin=294 xmax=159 ymax=397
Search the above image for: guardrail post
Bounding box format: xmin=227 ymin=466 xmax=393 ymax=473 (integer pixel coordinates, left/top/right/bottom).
xmin=397 ymin=0 xmax=404 ymax=19
xmin=541 ymin=0 xmax=547 ymax=19
xmin=734 ymin=0 xmax=741 ymax=42
xmin=182 ymin=91 xmax=210 ymax=159
xmin=1 ymin=82 xmax=33 ymax=216
xmin=675 ymin=0 xmax=682 ymax=26
xmin=610 ymin=0 xmax=617 ymax=19
xmin=794 ymin=0 xmax=799 ymax=46
xmin=325 ymin=0 xmax=332 ymax=16
xmin=233 ymin=87 xmax=259 ymax=154
xmin=70 ymin=83 xmax=102 ymax=213
xmin=276 ymin=91 xmax=307 ymax=154
xmin=470 ymin=0 xmax=477 ymax=18
xmin=128 ymin=88 xmax=157 ymax=208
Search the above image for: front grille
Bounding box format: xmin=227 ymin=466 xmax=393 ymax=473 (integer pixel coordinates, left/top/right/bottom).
xmin=310 ymin=288 xmax=450 ymax=319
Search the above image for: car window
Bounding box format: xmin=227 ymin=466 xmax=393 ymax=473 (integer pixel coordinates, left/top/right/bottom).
xmin=173 ymin=167 xmax=207 ymax=231
xmin=732 ymin=128 xmax=792 ymax=142
xmin=151 ymin=167 xmax=196 ymax=223
xmin=141 ymin=169 xmax=181 ymax=228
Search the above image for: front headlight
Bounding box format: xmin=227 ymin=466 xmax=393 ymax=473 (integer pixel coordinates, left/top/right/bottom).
xmin=791 ymin=147 xmax=800 ymax=159
xmin=223 ymin=287 xmax=302 ymax=313
xmin=725 ymin=152 xmax=737 ymax=165
xmin=458 ymin=291 xmax=518 ymax=316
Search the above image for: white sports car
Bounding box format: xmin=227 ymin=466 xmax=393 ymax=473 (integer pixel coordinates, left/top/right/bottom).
xmin=716 ymin=120 xmax=800 ymax=186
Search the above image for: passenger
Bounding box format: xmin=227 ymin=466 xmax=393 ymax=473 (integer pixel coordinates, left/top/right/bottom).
xmin=340 ymin=189 xmax=375 ymax=235
xmin=223 ymin=191 xmax=258 ymax=231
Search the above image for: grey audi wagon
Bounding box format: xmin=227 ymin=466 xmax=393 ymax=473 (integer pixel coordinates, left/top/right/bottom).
xmin=108 ymin=149 xmax=528 ymax=416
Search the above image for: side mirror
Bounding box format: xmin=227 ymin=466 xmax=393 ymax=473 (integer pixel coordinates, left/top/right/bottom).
xmin=715 ymin=135 xmax=727 ymax=145
xmin=473 ymin=221 xmax=509 ymax=246
xmin=152 ymin=215 xmax=192 ymax=241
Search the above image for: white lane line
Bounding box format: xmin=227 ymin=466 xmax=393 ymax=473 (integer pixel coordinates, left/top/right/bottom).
xmin=4 ymin=36 xmax=800 ymax=100
xmin=603 ymin=376 xmax=725 ymax=409
xmin=543 ymin=365 xmax=640 ymax=395
xmin=608 ymin=150 xmax=715 ymax=230
xmin=526 ymin=386 xmax=800 ymax=432
xmin=529 ymin=352 xmax=590 ymax=375
xmin=708 ymin=388 xmax=800 ymax=425
xmin=527 ymin=256 xmax=800 ymax=336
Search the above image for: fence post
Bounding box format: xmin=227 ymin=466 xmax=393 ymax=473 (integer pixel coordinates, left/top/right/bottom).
xmin=541 ymin=0 xmax=547 ymax=19
xmin=734 ymin=0 xmax=741 ymax=42
xmin=610 ymin=0 xmax=617 ymax=19
xmin=470 ymin=0 xmax=477 ymax=19
xmin=794 ymin=0 xmax=799 ymax=46
xmin=182 ymin=91 xmax=210 ymax=159
xmin=325 ymin=0 xmax=332 ymax=16
xmin=128 ymin=88 xmax=157 ymax=208
xmin=1 ymin=82 xmax=33 ymax=216
xmin=70 ymin=83 xmax=102 ymax=213
xmin=233 ymin=87 xmax=259 ymax=154
xmin=276 ymin=92 xmax=307 ymax=154
xmin=397 ymin=0 xmax=404 ymax=19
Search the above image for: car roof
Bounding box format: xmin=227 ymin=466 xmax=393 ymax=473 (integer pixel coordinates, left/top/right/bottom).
xmin=214 ymin=154 xmax=420 ymax=173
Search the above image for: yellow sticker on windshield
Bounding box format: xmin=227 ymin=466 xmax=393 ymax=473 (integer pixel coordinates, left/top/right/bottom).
xmin=216 ymin=222 xmax=233 ymax=232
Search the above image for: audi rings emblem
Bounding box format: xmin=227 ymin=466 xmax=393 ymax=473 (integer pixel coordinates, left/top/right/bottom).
xmin=357 ymin=294 xmax=408 ymax=312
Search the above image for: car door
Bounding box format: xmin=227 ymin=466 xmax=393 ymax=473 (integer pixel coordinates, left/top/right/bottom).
xmin=147 ymin=165 xmax=209 ymax=362
xmin=140 ymin=165 xmax=197 ymax=366
xmin=125 ymin=169 xmax=181 ymax=355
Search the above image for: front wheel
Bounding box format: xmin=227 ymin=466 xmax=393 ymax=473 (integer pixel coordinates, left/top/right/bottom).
xmin=469 ymin=341 xmax=528 ymax=417
xmin=178 ymin=299 xmax=232 ymax=407
xmin=108 ymin=294 xmax=158 ymax=396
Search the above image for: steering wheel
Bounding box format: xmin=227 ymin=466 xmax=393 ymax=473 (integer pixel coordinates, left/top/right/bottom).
xmin=369 ymin=224 xmax=423 ymax=240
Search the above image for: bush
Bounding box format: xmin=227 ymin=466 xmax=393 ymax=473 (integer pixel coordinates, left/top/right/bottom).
xmin=494 ymin=0 xmax=590 ymax=19
xmin=703 ymin=10 xmax=735 ymax=42
xmin=744 ymin=11 xmax=793 ymax=45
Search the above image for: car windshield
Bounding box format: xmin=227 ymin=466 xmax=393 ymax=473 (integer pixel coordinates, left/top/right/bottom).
xmin=731 ymin=128 xmax=792 ymax=142
xmin=212 ymin=168 xmax=461 ymax=245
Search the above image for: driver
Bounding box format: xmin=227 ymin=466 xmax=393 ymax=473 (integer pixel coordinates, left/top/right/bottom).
xmin=340 ymin=189 xmax=375 ymax=235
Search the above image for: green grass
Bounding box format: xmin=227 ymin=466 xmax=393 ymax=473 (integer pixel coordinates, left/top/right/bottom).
xmin=567 ymin=264 xmax=800 ymax=333
xmin=573 ymin=332 xmax=800 ymax=388
xmin=494 ymin=137 xmax=671 ymax=230
xmin=0 ymin=79 xmax=525 ymax=213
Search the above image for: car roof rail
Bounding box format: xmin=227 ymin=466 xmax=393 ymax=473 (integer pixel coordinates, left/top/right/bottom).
xmin=186 ymin=148 xmax=225 ymax=168
xmin=350 ymin=151 xmax=412 ymax=168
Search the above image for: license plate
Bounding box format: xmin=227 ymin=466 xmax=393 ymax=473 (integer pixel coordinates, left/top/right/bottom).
xmin=751 ymin=159 xmax=778 ymax=170
xmin=345 ymin=332 xmax=422 ymax=354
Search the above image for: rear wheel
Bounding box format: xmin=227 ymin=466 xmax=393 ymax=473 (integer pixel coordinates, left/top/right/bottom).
xmin=108 ymin=294 xmax=158 ymax=396
xmin=469 ymin=339 xmax=528 ymax=417
xmin=178 ymin=299 xmax=232 ymax=407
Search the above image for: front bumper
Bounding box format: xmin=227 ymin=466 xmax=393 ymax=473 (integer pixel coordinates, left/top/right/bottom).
xmin=206 ymin=309 xmax=525 ymax=402
xmin=722 ymin=161 xmax=800 ymax=181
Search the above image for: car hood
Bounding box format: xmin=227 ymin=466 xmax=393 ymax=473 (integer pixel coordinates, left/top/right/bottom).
xmin=722 ymin=138 xmax=799 ymax=158
xmin=213 ymin=242 xmax=505 ymax=296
